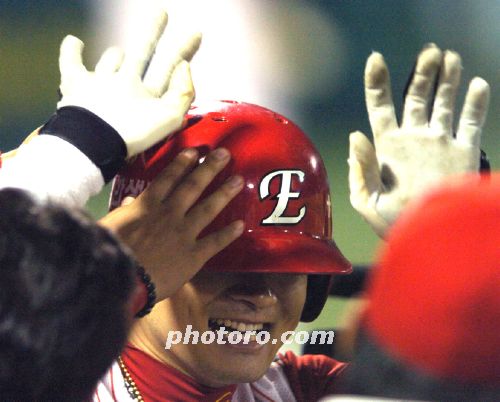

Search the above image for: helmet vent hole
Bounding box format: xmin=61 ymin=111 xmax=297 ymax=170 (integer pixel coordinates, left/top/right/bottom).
xmin=274 ymin=114 xmax=288 ymax=124
xmin=211 ymin=115 xmax=228 ymax=122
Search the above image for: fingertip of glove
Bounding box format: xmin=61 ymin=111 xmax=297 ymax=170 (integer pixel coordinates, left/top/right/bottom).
xmin=422 ymin=42 xmax=438 ymax=49
xmin=416 ymin=45 xmax=442 ymax=69
xmin=348 ymin=132 xmax=364 ymax=161
xmin=469 ymin=76 xmax=490 ymax=93
xmin=440 ymin=50 xmax=463 ymax=80
xmin=349 ymin=131 xmax=371 ymax=148
xmin=365 ymin=53 xmax=388 ymax=87
xmin=366 ymin=52 xmax=385 ymax=68
xmin=192 ymin=31 xmax=203 ymax=46
xmin=349 ymin=132 xmax=378 ymax=167
xmin=181 ymin=32 xmax=203 ymax=61
xmin=62 ymin=34 xmax=79 ymax=42
xmin=61 ymin=35 xmax=84 ymax=51
xmin=349 ymin=130 xmax=364 ymax=139
xmin=368 ymin=51 xmax=383 ymax=60
xmin=467 ymin=77 xmax=490 ymax=108
xmin=443 ymin=49 xmax=461 ymax=63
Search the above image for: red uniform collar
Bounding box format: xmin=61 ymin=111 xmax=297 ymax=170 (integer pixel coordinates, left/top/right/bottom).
xmin=121 ymin=345 xmax=236 ymax=402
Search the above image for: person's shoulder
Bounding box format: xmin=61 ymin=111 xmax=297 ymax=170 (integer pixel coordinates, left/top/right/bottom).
xmin=278 ymin=350 xmax=347 ymax=376
xmin=276 ymin=351 xmax=348 ymax=401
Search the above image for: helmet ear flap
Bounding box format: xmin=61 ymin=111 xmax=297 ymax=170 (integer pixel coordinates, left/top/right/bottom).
xmin=300 ymin=275 xmax=333 ymax=322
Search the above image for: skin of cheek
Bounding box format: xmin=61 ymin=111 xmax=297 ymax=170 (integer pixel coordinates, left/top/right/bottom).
xmin=129 ymin=272 xmax=308 ymax=387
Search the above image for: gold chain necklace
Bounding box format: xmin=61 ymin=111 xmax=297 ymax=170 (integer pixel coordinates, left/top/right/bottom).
xmin=118 ymin=356 xmax=144 ymax=402
xmin=118 ymin=356 xmax=234 ymax=402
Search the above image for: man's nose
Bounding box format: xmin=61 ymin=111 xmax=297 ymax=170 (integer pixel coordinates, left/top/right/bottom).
xmin=227 ymin=282 xmax=278 ymax=310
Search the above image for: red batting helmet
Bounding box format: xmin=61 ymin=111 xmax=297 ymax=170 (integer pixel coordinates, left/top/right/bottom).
xmin=110 ymin=100 xmax=352 ymax=321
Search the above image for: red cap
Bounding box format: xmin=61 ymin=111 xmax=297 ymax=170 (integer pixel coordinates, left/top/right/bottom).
xmin=365 ymin=173 xmax=500 ymax=385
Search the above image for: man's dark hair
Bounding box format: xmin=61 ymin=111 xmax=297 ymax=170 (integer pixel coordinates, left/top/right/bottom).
xmin=338 ymin=329 xmax=500 ymax=402
xmin=0 ymin=188 xmax=135 ymax=401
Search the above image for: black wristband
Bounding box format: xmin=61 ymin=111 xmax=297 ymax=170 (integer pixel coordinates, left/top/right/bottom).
xmin=135 ymin=266 xmax=157 ymax=318
xmin=40 ymin=106 xmax=127 ymax=183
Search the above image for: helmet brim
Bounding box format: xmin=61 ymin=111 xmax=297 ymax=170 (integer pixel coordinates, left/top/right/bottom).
xmin=204 ymin=231 xmax=352 ymax=275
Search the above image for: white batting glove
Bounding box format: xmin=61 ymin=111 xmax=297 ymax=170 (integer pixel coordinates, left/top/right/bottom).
xmin=57 ymin=1 xmax=202 ymax=157
xmin=349 ymin=44 xmax=490 ymax=238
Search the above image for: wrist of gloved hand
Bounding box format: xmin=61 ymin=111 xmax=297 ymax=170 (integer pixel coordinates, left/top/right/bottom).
xmin=40 ymin=106 xmax=127 ymax=183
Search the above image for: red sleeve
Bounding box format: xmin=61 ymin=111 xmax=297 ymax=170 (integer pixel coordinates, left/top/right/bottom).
xmin=277 ymin=351 xmax=348 ymax=402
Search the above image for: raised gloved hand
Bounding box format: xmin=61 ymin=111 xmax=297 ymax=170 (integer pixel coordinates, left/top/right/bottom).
xmin=0 ymin=2 xmax=202 ymax=208
xmin=348 ymin=44 xmax=490 ymax=238
xmin=57 ymin=1 xmax=201 ymax=157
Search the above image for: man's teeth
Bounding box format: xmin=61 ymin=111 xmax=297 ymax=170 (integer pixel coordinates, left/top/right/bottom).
xmin=212 ymin=318 xmax=264 ymax=332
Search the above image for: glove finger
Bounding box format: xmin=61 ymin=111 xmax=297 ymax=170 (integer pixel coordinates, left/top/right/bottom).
xmin=95 ymin=46 xmax=124 ymax=74
xmin=172 ymin=31 xmax=202 ymax=62
xmin=401 ymin=45 xmax=442 ymax=128
xmin=59 ymin=35 xmax=87 ymax=85
xmin=161 ymin=60 xmax=195 ymax=117
xmin=348 ymin=131 xmax=381 ymax=211
xmin=429 ymin=50 xmax=462 ymax=135
xmin=364 ymin=52 xmax=398 ymax=141
xmin=456 ymin=77 xmax=490 ymax=147
xmin=125 ymin=62 xmax=194 ymax=156
xmin=143 ymin=31 xmax=202 ymax=97
xmin=348 ymin=132 xmax=391 ymax=238
xmin=119 ymin=1 xmax=168 ymax=77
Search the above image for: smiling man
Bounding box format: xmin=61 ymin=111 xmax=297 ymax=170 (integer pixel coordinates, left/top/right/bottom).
xmin=93 ymin=42 xmax=491 ymax=401
xmin=95 ymin=100 xmax=351 ymax=401
xmin=131 ymin=271 xmax=312 ymax=390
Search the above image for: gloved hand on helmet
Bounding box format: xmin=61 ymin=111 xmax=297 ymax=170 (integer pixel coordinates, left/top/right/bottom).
xmin=0 ymin=1 xmax=201 ymax=208
xmin=348 ymin=44 xmax=490 ymax=238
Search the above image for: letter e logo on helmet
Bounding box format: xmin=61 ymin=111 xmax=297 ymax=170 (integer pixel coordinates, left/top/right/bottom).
xmin=259 ymin=170 xmax=306 ymax=225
